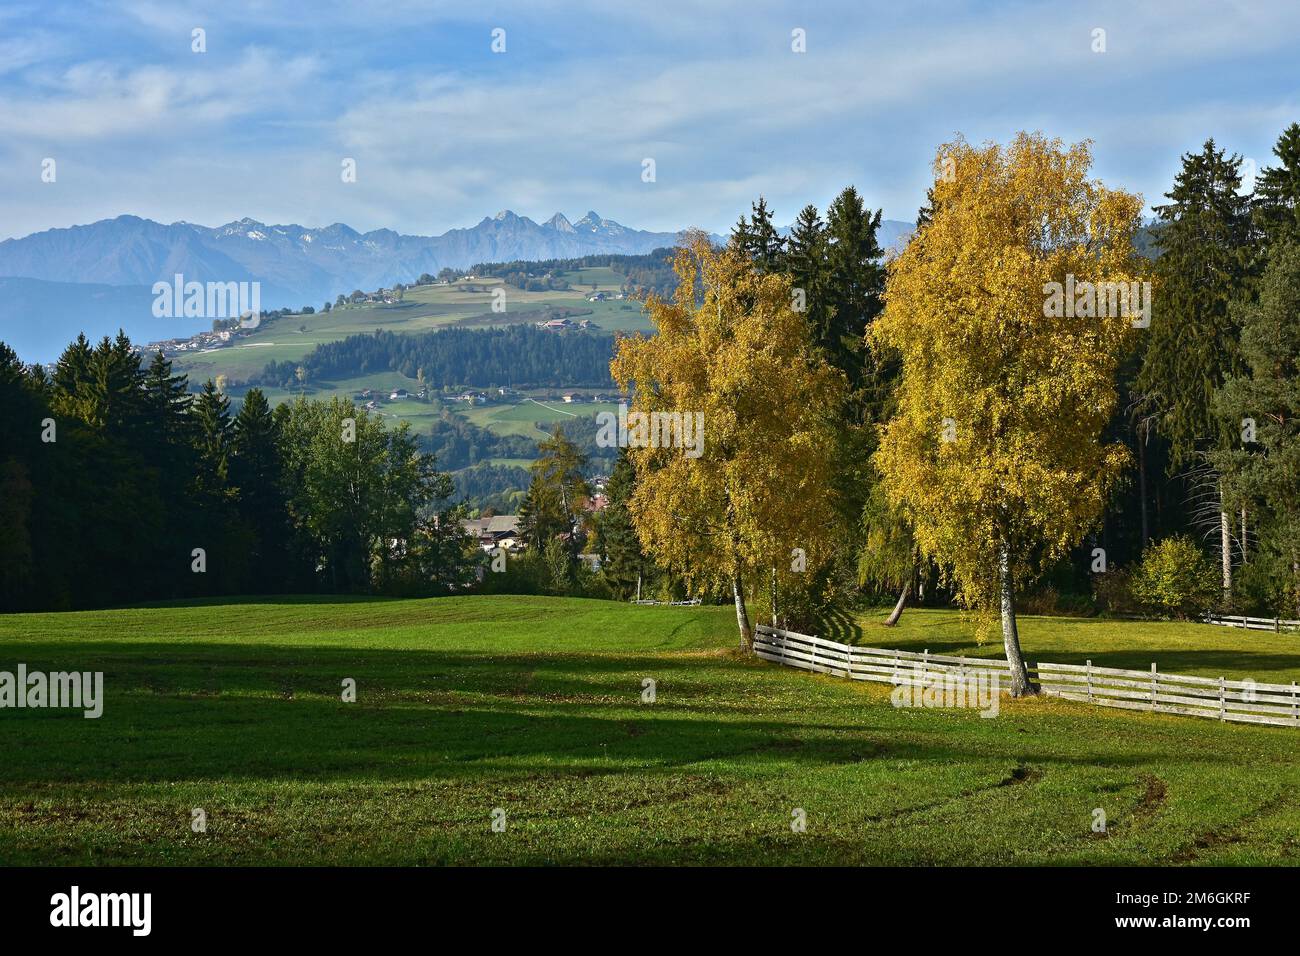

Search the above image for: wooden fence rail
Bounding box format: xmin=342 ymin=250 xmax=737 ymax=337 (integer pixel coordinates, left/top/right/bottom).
xmin=1203 ymin=613 xmax=1300 ymax=633
xmin=753 ymin=625 xmax=1300 ymax=729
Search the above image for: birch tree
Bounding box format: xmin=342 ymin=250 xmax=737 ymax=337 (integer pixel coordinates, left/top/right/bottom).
xmin=871 ymin=133 xmax=1148 ymax=695
xmin=610 ymin=234 xmax=847 ymax=649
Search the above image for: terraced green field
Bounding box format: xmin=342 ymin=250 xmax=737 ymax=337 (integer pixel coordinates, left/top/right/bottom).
xmin=1 ymin=597 xmax=1298 ymax=866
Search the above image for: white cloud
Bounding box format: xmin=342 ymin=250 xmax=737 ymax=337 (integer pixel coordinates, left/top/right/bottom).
xmin=0 ymin=47 xmax=319 ymax=140
xmin=2 ymin=0 xmax=1300 ymax=239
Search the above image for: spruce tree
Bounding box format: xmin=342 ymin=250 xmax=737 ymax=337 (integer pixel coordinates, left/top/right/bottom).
xmin=142 ymin=350 xmax=197 ymax=595
xmin=143 ymin=350 xmax=193 ymax=448
xmin=785 ymin=203 xmax=831 ymax=355
xmin=192 ymin=379 xmax=234 ymax=490
xmin=824 ymin=186 xmax=886 ymax=398
xmin=189 ymin=379 xmax=242 ymax=592
xmin=1256 ymin=122 xmax=1300 ymax=249
xmin=1211 ymin=242 xmax=1300 ymax=615
xmin=1137 ymin=139 xmax=1256 ymax=598
xmin=728 ymin=213 xmax=753 ymax=256
xmin=51 ymin=333 xmax=92 ymax=419
xmin=744 ymin=197 xmax=786 ymax=272
xmin=595 ymin=448 xmax=647 ymax=599
xmin=232 ymin=388 xmax=290 ymax=591
xmin=1139 ymin=140 xmax=1254 ymax=462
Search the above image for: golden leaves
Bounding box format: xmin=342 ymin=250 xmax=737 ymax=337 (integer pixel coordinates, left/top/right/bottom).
xmin=611 ymin=236 xmax=849 ymax=589
xmin=873 ymin=132 xmax=1149 ymax=611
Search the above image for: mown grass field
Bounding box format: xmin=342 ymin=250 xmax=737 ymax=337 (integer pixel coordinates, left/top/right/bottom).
xmin=2 ymin=596 xmax=1298 ymax=866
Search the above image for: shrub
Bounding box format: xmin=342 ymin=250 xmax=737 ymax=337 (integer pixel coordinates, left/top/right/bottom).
xmin=1092 ymin=566 xmax=1141 ymax=616
xmin=1129 ymin=536 xmax=1221 ymax=620
xmin=478 ymin=549 xmax=551 ymax=595
xmin=1019 ymin=585 xmax=1099 ymax=617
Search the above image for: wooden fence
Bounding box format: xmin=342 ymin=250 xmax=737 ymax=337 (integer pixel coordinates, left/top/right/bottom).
xmin=753 ymin=624 xmax=1300 ymax=729
xmin=1204 ymin=613 xmax=1300 ymax=633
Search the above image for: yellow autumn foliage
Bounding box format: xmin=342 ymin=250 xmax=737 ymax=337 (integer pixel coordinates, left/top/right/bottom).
xmin=871 ymin=133 xmax=1150 ymax=630
xmin=610 ymin=234 xmax=848 ymax=634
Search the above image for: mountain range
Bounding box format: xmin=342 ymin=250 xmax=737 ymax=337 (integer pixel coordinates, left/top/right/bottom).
xmin=0 ymin=210 xmax=914 ymax=361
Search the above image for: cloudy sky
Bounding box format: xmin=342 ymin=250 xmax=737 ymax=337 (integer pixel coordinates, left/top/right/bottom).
xmin=2 ymin=0 xmax=1298 ymax=239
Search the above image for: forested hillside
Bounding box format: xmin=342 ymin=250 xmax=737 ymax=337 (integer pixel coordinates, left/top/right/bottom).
xmin=257 ymin=325 xmax=617 ymax=390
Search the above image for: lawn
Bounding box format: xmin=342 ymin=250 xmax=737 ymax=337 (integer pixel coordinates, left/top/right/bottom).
xmin=2 ymin=596 xmax=1299 ymax=866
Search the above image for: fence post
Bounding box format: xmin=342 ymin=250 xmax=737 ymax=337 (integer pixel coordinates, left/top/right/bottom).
xmin=1086 ymin=660 xmax=1092 ymax=703
xmin=1150 ymin=663 xmax=1157 ymax=712
xmin=1219 ymin=676 xmax=1226 ymax=721
xmin=922 ymin=649 xmax=929 ymax=683
xmin=1293 ymin=682 xmax=1298 ymax=727
xmin=1276 ymin=617 xmax=1281 ymax=633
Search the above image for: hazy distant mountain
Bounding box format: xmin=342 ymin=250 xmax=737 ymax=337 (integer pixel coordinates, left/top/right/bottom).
xmin=0 ymin=210 xmax=731 ymax=360
xmin=877 ymin=219 xmax=916 ymax=253
xmin=0 ymin=209 xmax=912 ymax=361
xmin=0 ymin=211 xmax=715 ymax=308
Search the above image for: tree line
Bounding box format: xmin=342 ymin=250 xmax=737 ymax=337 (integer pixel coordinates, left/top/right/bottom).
xmin=255 ymin=325 xmax=617 ymax=391
xmin=0 ymin=334 xmax=473 ymax=611
xmin=471 ymin=248 xmax=678 ymax=299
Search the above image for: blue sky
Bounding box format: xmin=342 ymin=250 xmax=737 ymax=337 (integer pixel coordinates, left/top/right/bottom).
xmin=2 ymin=0 xmax=1298 ymax=239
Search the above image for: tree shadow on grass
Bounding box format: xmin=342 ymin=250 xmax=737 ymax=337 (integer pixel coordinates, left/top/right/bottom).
xmin=118 ymin=593 xmax=430 ymax=611
xmin=814 ymin=604 xmax=863 ymax=645
xmin=0 ymin=641 xmax=1275 ymax=789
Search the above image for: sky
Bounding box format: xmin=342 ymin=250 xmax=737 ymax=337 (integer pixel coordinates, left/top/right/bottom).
xmin=1 ymin=0 xmax=1298 ymax=240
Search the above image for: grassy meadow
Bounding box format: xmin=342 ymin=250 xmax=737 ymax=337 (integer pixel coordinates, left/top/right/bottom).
xmin=461 ymin=398 xmax=621 ymax=441
xmin=2 ymin=597 xmax=1299 ymax=866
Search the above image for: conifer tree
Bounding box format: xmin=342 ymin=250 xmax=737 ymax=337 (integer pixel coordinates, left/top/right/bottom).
xmin=595 ymin=447 xmax=648 ymax=599
xmin=1211 ymin=242 xmax=1300 ymax=615
xmin=824 ymin=186 xmax=886 ymax=397
xmin=1256 ymin=122 xmax=1300 ymax=249
xmin=192 ymin=379 xmax=234 ymax=492
xmin=1137 ymin=139 xmax=1255 ymax=597
xmin=232 ymin=388 xmax=289 ymax=591
xmin=785 ymin=203 xmax=831 ymax=357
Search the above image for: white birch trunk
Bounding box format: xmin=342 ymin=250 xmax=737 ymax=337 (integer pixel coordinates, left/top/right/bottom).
xmin=733 ymin=574 xmax=752 ymax=652
xmin=998 ymin=546 xmax=1035 ymax=697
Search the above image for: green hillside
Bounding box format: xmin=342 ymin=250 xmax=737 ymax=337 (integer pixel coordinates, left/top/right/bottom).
xmin=174 ymin=268 xmax=651 ymax=384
